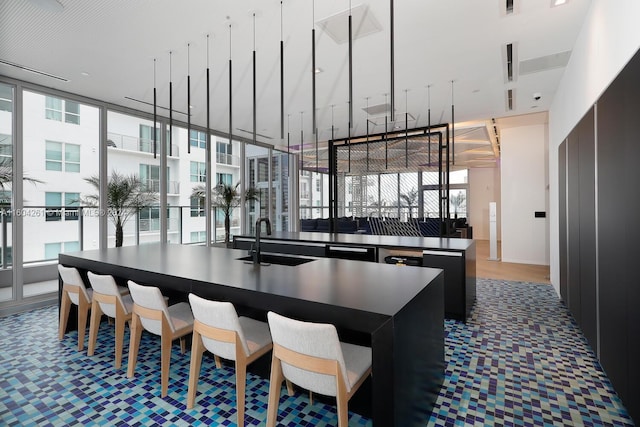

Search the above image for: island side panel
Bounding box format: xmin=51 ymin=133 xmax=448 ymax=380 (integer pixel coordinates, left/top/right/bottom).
xmin=464 ymin=241 xmax=477 ymax=319
xmin=392 ymin=270 xmax=445 ymax=425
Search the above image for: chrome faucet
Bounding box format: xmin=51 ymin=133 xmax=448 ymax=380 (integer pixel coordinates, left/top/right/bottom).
xmin=253 ymin=217 xmax=272 ymax=264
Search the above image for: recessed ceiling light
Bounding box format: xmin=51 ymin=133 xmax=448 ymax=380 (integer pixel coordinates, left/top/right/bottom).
xmin=315 ymin=68 xmax=323 ymax=74
xmin=552 ymin=0 xmax=568 ymax=6
xmin=80 ymin=71 xmax=90 ymax=77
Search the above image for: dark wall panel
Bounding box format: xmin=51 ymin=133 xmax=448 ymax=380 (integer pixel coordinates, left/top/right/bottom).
xmin=577 ymin=107 xmax=597 ymax=351
xmin=558 ymin=140 xmax=568 ymax=302
xmin=597 ymin=48 xmax=640 ymax=423
xmin=566 ymin=130 xmax=581 ymax=323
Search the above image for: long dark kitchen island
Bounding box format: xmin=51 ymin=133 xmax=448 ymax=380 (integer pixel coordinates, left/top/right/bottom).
xmin=234 ymin=231 xmax=476 ymax=321
xmin=59 ymin=243 xmax=444 ymax=426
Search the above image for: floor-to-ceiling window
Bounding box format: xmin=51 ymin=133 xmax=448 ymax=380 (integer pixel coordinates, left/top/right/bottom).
xmin=22 ymin=90 xmax=99 ymax=297
xmin=0 ymin=82 xmax=14 ymax=302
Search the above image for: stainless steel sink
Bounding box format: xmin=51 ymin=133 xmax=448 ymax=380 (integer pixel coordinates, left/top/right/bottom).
xmin=236 ymin=254 xmax=316 ymax=266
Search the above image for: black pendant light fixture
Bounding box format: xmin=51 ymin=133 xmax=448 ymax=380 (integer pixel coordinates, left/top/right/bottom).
xmin=451 ymin=80 xmax=455 ymax=165
xmin=348 ymin=0 xmax=353 ymax=129
xmin=187 ymin=43 xmax=191 ymax=154
xmin=280 ymin=1 xmax=285 ymax=140
xmin=384 ymin=93 xmax=388 ymax=169
xmin=300 ymin=111 xmax=304 ymax=170
xmin=168 ymin=51 xmax=173 ymax=157
xmin=252 ymin=12 xmax=257 ymax=146
xmin=427 ymin=84 xmax=431 ymax=165
xmin=365 ymin=97 xmax=370 ymax=172
xmin=206 ymin=35 xmax=211 ymax=158
xmin=390 ymin=0 xmax=395 ymax=123
xmin=153 ymin=58 xmax=157 ymax=159
xmin=405 ymin=89 xmax=408 ymax=168
xmin=311 ymin=0 xmax=316 ymax=134
xmin=228 ymin=23 xmax=233 ymax=155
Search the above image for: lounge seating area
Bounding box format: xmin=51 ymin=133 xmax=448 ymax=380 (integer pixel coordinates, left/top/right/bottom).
xmin=300 ymin=217 xmax=472 ymax=238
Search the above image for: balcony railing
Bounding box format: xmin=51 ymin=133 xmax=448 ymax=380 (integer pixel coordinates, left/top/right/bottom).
xmin=107 ymin=132 xmax=180 ymax=157
xmin=142 ymin=179 xmax=180 ymax=194
xmin=216 ymin=152 xmax=240 ymax=167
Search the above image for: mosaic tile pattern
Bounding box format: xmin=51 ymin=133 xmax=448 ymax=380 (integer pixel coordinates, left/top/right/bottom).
xmin=429 ymin=280 xmax=635 ymax=427
xmin=0 ymin=307 xmax=371 ymax=426
xmin=0 ymin=279 xmax=635 ymax=426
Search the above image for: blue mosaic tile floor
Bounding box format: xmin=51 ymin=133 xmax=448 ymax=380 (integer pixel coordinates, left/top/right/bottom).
xmin=0 ymin=279 xmax=635 ymax=426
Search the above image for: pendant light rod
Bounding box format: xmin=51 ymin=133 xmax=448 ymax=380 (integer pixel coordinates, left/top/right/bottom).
xmin=390 ymin=0 xmax=395 ymax=123
xmin=427 ymin=84 xmax=431 ymax=165
xmin=348 ymin=102 xmax=351 ymax=174
xmin=348 ymin=0 xmax=353 ymax=129
xmin=451 ymin=80 xmax=455 ymax=166
xmin=365 ymin=97 xmax=370 ymax=172
xmin=384 ymin=93 xmax=388 ymax=169
xmin=287 ymin=113 xmax=291 ymax=153
xmin=300 ymin=111 xmax=304 ymax=170
xmin=153 ymin=58 xmax=157 ymax=159
xmin=205 ymin=36 xmax=212 ymax=246
xmin=311 ymin=0 xmax=317 ymax=133
xmin=405 ymin=88 xmax=408 ymax=168
xmin=187 ymin=44 xmax=191 ymax=154
xmin=253 ymin=13 xmax=257 ymax=146
xmin=228 ymin=24 xmax=233 ymax=155
xmin=168 ymin=51 xmax=173 ymax=157
xmin=280 ymin=1 xmax=284 ymax=139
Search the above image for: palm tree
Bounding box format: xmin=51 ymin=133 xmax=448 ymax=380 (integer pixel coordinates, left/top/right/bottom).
xmin=83 ymin=171 xmax=157 ymax=247
xmin=400 ymin=188 xmax=419 ymax=219
xmin=0 ymin=157 xmax=43 ymax=190
xmin=191 ymin=182 xmax=258 ymax=244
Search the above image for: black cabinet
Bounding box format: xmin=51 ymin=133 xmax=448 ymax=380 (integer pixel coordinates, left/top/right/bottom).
xmin=562 ymin=47 xmax=640 ymax=424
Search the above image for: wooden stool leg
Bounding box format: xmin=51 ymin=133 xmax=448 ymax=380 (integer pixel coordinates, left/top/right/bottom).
xmin=236 ymin=361 xmax=247 ymax=427
xmin=160 ymin=332 xmax=172 ymax=397
xmin=114 ymin=314 xmax=126 ymax=369
xmin=266 ymin=356 xmax=284 ymax=427
xmin=127 ymin=314 xmax=142 ymax=378
xmin=77 ymin=296 xmax=89 ymax=351
xmin=59 ymin=291 xmax=71 ymax=341
xmin=87 ymin=301 xmax=102 ymax=356
xmin=186 ymin=332 xmax=204 ymax=409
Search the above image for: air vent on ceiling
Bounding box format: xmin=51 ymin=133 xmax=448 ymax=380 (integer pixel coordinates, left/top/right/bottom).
xmin=316 ymin=4 xmax=382 ymax=44
xmin=502 ymin=42 xmax=518 ymax=83
xmin=369 ymin=113 xmax=415 ymax=127
xmin=505 ymin=89 xmax=514 ymax=111
xmin=519 ymin=50 xmax=572 ymax=75
xmin=0 ymin=58 xmax=69 ymax=82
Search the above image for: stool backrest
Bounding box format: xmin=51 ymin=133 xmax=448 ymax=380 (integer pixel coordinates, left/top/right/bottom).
xmin=58 ymin=264 xmax=90 ymax=304
xmin=267 ymin=311 xmax=349 ymax=396
xmin=87 ymin=272 xmax=128 ymax=318
xmin=188 ymin=293 xmax=250 ymax=359
xmin=127 ymin=280 xmax=174 ymax=334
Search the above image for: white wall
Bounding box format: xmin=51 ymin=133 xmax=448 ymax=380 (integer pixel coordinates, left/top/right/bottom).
xmin=501 ymin=124 xmax=549 ymax=265
xmin=468 ymin=167 xmax=501 ymax=240
xmin=548 ymin=0 xmax=640 ymax=294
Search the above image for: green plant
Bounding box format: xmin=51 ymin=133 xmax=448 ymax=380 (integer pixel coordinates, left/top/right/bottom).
xmin=83 ymin=171 xmax=157 ymax=247
xmin=400 ymin=188 xmax=419 ymax=219
xmin=191 ymin=182 xmax=258 ymax=244
xmin=0 ymin=157 xmax=43 ymax=191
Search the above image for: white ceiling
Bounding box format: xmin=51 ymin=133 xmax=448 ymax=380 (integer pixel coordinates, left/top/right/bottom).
xmin=0 ymin=0 xmax=591 ymax=167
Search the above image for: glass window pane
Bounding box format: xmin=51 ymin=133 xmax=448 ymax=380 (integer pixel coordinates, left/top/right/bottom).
xmin=65 ymin=193 xmax=79 ymax=206
xmin=65 ymin=101 xmax=79 ymax=115
xmin=64 ymin=241 xmax=80 ymax=252
xmin=44 ymin=243 xmax=61 ymax=260
xmin=46 ymin=141 xmax=62 ymax=160
xmin=65 ymin=163 xmax=80 ymax=173
xmin=65 ymin=144 xmax=80 ymax=162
